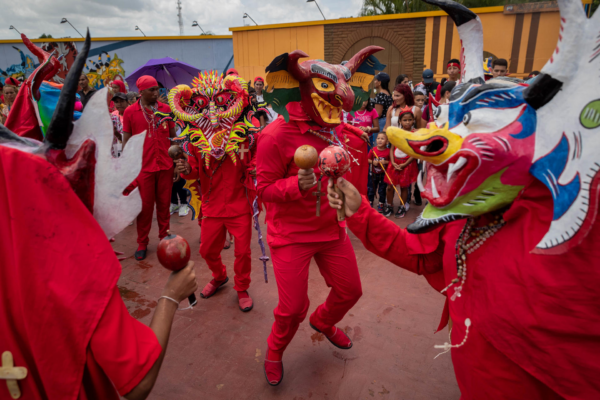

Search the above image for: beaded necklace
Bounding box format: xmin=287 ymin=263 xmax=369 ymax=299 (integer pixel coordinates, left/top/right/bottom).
xmin=440 ymin=210 xmax=507 ymax=300
xmin=141 ymin=102 xmax=159 ymax=137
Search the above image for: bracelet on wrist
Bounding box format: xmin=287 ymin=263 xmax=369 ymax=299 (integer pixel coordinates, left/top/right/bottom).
xmin=159 ymin=295 xmax=179 ymax=306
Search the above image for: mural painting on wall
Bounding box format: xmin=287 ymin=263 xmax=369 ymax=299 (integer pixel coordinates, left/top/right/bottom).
xmin=85 ymin=51 xmax=126 ymax=89
xmin=0 ymin=46 xmax=38 ymax=85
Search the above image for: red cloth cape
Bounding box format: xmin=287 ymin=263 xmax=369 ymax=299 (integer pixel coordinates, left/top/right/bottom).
xmin=0 ymin=145 xmax=122 ymax=399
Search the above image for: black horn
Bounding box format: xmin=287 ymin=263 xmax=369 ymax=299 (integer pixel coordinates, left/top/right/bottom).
xmin=45 ymin=29 xmax=91 ymax=150
xmin=422 ymin=0 xmax=477 ymax=26
xmin=523 ymin=74 xmax=563 ymax=110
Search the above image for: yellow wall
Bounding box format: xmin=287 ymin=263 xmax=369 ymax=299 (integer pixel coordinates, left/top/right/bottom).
xmin=424 ymin=11 xmax=560 ymax=80
xmin=232 ymin=25 xmax=324 ymax=84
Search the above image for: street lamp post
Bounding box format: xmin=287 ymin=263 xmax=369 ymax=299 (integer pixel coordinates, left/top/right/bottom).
xmin=307 ymin=0 xmax=326 ymax=20
xmin=191 ymin=21 xmax=206 ymax=35
xmin=243 ymin=13 xmax=258 ymax=26
xmin=9 ymin=25 xmax=21 ymax=35
xmin=135 ymin=26 xmax=147 ymax=37
xmin=60 ymin=18 xmax=84 ymax=38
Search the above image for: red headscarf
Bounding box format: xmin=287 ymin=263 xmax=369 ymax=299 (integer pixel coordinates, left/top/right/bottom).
xmin=111 ymin=79 xmax=126 ymax=93
xmin=136 ymin=75 xmax=158 ymax=92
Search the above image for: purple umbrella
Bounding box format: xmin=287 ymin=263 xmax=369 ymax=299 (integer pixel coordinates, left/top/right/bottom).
xmin=125 ymin=57 xmax=202 ymax=92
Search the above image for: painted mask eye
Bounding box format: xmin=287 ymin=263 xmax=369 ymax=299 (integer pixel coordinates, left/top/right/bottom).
xmin=194 ymin=96 xmax=209 ymax=109
xmin=312 ymin=77 xmax=335 ymax=92
xmin=463 ymin=112 xmax=472 ymax=126
xmin=215 ymin=93 xmax=231 ymax=106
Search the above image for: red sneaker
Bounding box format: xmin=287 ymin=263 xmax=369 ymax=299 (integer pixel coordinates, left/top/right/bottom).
xmin=309 ymin=319 xmax=353 ymax=350
xmin=199 ymin=277 xmax=229 ymax=299
xmin=264 ymin=350 xmax=283 ymax=386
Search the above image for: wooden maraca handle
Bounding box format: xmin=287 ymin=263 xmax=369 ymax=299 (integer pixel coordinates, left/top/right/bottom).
xmin=334 ymin=184 xmax=346 ymax=221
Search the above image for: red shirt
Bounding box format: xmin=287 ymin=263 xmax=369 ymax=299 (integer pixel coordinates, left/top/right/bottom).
xmin=122 ymin=100 xmax=174 ymax=173
xmin=343 ymin=123 xmax=369 ymax=196
xmin=257 ymin=108 xmax=349 ymax=248
xmin=347 ymin=178 xmax=600 ymax=398
xmin=181 ymin=143 xmax=255 ymax=218
xmin=368 ymin=147 xmax=390 ymax=174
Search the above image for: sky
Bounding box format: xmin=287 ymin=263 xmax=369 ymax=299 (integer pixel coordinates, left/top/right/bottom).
xmin=2 ymin=0 xmax=364 ymax=39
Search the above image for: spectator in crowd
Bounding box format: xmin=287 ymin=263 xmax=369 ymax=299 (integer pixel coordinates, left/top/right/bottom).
xmin=353 ymin=99 xmax=380 ymax=147
xmin=110 ymin=92 xmax=128 ymax=158
xmin=413 ymin=90 xmax=426 ymax=112
xmin=368 ymin=132 xmax=390 ymax=213
xmin=414 ymin=69 xmax=439 ymax=98
xmin=492 ymin=58 xmax=509 ymax=77
xmin=435 ymin=59 xmax=461 ymax=101
xmin=439 ymin=81 xmax=456 ymax=104
xmin=385 ymin=105 xmax=418 ymax=219
xmin=127 ymin=91 xmax=140 ymax=105
xmin=383 ymin=84 xmax=423 ymax=132
xmin=0 ymin=78 xmax=19 ymax=124
xmin=372 ymin=72 xmax=392 ymax=130
xmin=78 ymin=74 xmax=97 ymax=110
xmin=254 ymin=77 xmax=265 ymax=103
xmin=395 ymin=74 xmax=409 ymax=86
xmin=0 ymin=81 xmax=4 ymax=105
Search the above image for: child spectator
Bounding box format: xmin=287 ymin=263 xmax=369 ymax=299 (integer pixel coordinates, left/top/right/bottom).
xmin=414 ymin=91 xmax=426 ymax=112
xmin=353 ymin=99 xmax=380 ymax=147
xmin=384 ymin=106 xmax=418 ymax=218
xmin=368 ymin=132 xmax=390 ymax=213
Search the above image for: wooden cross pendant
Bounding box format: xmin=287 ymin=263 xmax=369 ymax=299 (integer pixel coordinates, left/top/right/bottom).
xmin=1 ymin=351 xmax=27 ymax=399
xmin=239 ymin=144 xmax=250 ymax=160
xmin=312 ymin=180 xmax=324 ymax=217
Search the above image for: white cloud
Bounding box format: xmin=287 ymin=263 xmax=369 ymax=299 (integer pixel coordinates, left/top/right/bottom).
xmin=1 ymin=0 xmax=365 ymax=39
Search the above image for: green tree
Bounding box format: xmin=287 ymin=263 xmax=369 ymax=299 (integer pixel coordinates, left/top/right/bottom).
xmin=38 ymin=33 xmax=54 ymax=39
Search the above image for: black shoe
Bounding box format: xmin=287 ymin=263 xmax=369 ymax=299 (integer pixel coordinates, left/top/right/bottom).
xmin=395 ymin=206 xmax=406 ymax=219
xmin=134 ymin=249 xmax=147 ymax=261
xmin=383 ymin=205 xmax=392 ymax=217
xmin=414 ymin=200 xmax=423 ymax=206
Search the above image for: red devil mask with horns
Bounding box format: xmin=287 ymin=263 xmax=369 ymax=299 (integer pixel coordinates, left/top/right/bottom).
xmin=264 ymin=46 xmax=385 ymax=128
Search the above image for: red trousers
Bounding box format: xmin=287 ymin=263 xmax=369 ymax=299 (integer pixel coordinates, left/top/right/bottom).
xmin=199 ymin=214 xmax=252 ymax=292
xmin=136 ymin=168 xmax=173 ymax=246
xmin=267 ymin=230 xmax=362 ymax=353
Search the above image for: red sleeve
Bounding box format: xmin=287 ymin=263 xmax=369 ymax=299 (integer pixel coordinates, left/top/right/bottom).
xmin=342 ymin=122 xmax=364 ymax=138
xmin=88 ymin=286 xmax=162 ymax=396
xmin=256 ymin=130 xmax=304 ymax=203
xmin=122 ymin=107 xmax=132 ymax=134
xmin=181 ymin=147 xmax=200 ymax=181
xmin=347 ymin=196 xmax=447 ymax=291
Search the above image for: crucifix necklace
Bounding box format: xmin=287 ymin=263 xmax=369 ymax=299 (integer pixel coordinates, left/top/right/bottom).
xmin=311 ymin=178 xmax=325 ymax=217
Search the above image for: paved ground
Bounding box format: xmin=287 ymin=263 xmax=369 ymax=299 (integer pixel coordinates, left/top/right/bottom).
xmin=113 ymin=199 xmax=460 ymax=400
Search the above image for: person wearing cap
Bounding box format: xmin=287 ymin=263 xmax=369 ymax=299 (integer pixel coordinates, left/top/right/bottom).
xmin=226 ymin=68 xmax=239 ymax=76
xmin=78 ymin=74 xmax=97 ymax=110
xmin=110 ymin=92 xmax=129 ymax=157
xmin=122 ymin=75 xmax=177 ymax=261
xmin=1 ymin=78 xmax=20 ymax=124
xmin=414 ymin=69 xmax=439 ymax=98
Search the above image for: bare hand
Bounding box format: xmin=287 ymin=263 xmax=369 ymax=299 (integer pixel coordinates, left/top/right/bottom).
xmin=373 ymin=159 xmax=379 ymax=166
xmin=393 ymin=162 xmax=402 ymax=171
xmin=327 ymin=177 xmax=361 ymax=217
xmin=359 ymin=126 xmax=368 ymax=132
xmin=175 ymin=159 xmax=190 ymax=175
xmin=161 ymin=261 xmax=198 ymax=303
xmin=298 ymin=168 xmax=317 ymax=191
xmin=360 ymin=132 xmax=369 ymax=144
xmin=249 ymin=168 xmax=256 ymax=177
xmin=158 ymin=94 xmax=168 ymax=104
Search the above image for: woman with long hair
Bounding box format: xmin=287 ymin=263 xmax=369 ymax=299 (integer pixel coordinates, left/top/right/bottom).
xmin=1 ymin=78 xmax=20 ymax=125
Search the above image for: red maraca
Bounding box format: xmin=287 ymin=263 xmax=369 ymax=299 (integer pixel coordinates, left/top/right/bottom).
xmin=318 ymin=145 xmax=351 ymax=221
xmin=157 ymin=232 xmax=197 ymax=306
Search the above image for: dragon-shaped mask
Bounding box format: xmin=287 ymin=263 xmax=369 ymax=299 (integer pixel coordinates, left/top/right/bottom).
xmin=387 ymin=0 xmax=600 ymax=255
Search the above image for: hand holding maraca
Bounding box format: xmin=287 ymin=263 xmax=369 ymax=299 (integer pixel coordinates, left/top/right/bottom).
xmin=318 ymin=145 xmax=351 ymax=221
xmin=157 ymin=232 xmax=198 ymax=306
xmin=294 ymin=145 xmax=318 ymax=191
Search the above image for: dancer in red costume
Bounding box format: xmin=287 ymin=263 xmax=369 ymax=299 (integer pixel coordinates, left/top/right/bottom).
xmin=257 ymin=46 xmax=385 ymax=385
xmin=176 ymin=142 xmax=256 ymax=311
xmin=0 ymin=32 xmax=197 ymax=399
xmin=122 ymin=75 xmax=176 ymax=261
xmin=325 ymin=0 xmax=600 ymax=398
xmin=160 ymin=72 xmax=261 ymax=312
